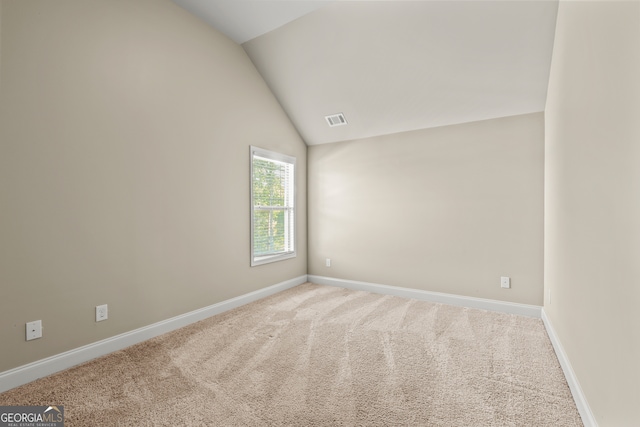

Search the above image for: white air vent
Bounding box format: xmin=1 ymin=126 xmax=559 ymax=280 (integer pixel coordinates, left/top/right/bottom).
xmin=325 ymin=113 xmax=347 ymax=127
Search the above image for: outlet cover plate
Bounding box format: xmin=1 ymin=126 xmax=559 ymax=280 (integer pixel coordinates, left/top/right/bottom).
xmin=96 ymin=304 xmax=108 ymax=322
xmin=26 ymin=320 xmax=42 ymax=341
xmin=501 ymin=276 xmax=511 ymax=289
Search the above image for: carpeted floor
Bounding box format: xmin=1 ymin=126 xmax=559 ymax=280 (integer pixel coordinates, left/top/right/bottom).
xmin=0 ymin=283 xmax=582 ymax=426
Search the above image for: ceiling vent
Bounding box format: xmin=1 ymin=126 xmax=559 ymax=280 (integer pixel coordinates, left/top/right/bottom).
xmin=325 ymin=113 xmax=348 ymax=127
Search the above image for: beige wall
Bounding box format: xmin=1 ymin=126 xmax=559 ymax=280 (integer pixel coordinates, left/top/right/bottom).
xmin=544 ymin=1 xmax=640 ymax=424
xmin=0 ymin=0 xmax=306 ymax=372
xmin=308 ymin=113 xmax=544 ymax=305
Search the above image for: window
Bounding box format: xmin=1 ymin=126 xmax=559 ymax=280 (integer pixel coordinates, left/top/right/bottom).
xmin=250 ymin=146 xmax=296 ymax=266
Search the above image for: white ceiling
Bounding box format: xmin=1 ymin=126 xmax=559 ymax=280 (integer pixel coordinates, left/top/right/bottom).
xmin=174 ymin=1 xmax=559 ymax=146
xmin=173 ymin=0 xmax=328 ymax=44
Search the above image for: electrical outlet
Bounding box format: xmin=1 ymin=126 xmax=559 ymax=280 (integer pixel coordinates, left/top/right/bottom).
xmin=500 ymin=276 xmax=511 ymax=289
xmin=326 ymin=258 xmax=331 ymax=267
xmin=26 ymin=320 xmax=42 ymax=341
xmin=96 ymin=304 xmax=108 ymax=322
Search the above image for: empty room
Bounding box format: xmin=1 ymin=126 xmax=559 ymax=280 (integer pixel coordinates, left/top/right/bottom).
xmin=0 ymin=0 xmax=638 ymax=425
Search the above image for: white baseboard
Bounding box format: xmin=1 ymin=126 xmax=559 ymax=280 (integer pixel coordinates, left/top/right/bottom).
xmin=0 ymin=275 xmax=307 ymax=394
xmin=307 ymin=275 xmax=542 ymax=318
xmin=541 ymin=309 xmax=597 ymax=427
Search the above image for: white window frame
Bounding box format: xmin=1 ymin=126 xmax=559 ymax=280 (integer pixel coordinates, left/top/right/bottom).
xmin=250 ymin=146 xmax=296 ymax=266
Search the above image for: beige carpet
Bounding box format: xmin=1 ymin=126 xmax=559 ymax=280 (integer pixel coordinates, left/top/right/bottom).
xmin=0 ymin=283 xmax=582 ymax=426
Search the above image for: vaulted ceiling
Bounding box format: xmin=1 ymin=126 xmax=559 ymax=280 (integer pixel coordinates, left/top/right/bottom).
xmin=173 ymin=1 xmax=559 ymax=145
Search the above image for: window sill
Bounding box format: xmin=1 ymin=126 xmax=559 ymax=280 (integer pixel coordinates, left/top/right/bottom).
xmin=251 ymin=252 xmax=296 ymax=267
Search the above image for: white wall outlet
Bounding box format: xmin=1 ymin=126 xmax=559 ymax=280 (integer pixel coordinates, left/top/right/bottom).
xmin=96 ymin=304 xmax=108 ymax=322
xmin=26 ymin=320 xmax=42 ymax=341
xmin=326 ymin=258 xmax=331 ymax=267
xmin=500 ymin=276 xmax=511 ymax=289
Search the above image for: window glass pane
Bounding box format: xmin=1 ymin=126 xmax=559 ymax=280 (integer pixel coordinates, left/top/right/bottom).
xmin=252 ymin=157 xmax=287 ymax=207
xmin=253 ymin=209 xmax=286 ymax=255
